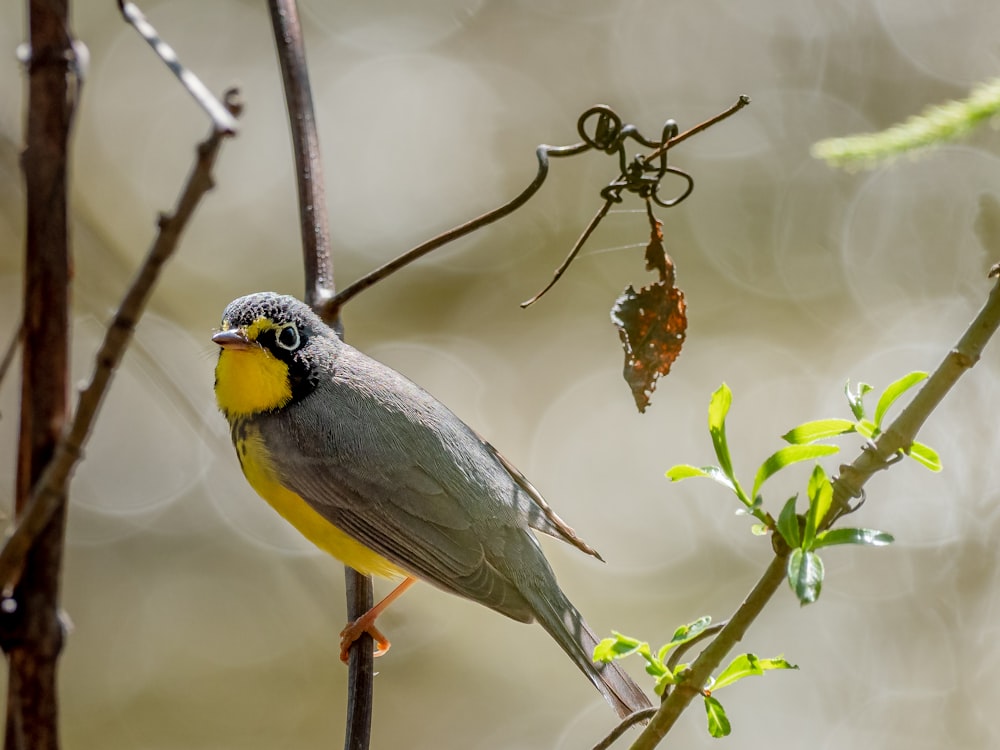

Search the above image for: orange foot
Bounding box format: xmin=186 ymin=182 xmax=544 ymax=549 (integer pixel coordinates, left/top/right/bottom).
xmin=338 ymin=576 xmax=417 ymax=663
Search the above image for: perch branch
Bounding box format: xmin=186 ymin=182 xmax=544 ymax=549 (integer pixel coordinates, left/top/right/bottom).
xmin=265 ymin=2 xmax=374 ymax=747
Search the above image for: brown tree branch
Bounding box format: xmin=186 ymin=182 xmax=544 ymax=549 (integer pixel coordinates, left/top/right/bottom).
xmin=628 ymin=274 xmax=1000 ymax=749
xmin=264 ymin=3 xmax=374 ymax=748
xmin=0 ymin=92 xmax=241 ymax=595
xmin=6 ymin=2 xmax=78 ymax=746
xmin=267 ymin=0 xmax=335 ymax=312
xmin=328 ymin=98 xmax=752 ymax=318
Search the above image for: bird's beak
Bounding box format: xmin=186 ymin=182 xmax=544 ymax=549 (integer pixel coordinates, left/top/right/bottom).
xmin=212 ymin=328 xmax=254 ymax=350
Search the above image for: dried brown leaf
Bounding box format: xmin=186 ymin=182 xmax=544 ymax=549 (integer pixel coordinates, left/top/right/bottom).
xmin=610 ymin=212 xmax=687 ymax=412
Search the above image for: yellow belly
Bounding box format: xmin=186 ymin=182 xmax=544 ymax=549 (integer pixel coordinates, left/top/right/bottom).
xmin=235 ymin=423 xmax=404 ymax=579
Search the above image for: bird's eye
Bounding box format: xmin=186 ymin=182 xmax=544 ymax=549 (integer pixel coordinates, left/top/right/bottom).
xmin=276 ymin=324 xmax=300 ymax=351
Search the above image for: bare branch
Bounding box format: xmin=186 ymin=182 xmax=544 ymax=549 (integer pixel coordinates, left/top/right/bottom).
xmin=0 ymin=92 xmax=241 ymax=594
xmin=7 ymin=2 xmax=79 ymax=745
xmin=267 ymin=0 xmax=334 ymax=312
xmin=0 ymin=322 xmax=21 ymax=396
xmin=264 ymin=2 xmax=373 ymax=747
xmin=117 ymin=1 xmax=239 ymax=134
xmin=592 ymin=708 xmax=658 ymax=750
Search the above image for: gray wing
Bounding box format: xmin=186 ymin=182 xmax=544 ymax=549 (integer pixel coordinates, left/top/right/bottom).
xmin=257 ymin=344 xmax=564 ymax=622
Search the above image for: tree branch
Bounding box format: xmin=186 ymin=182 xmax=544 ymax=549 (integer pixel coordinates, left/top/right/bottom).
xmin=7 ymin=2 xmax=78 ymax=746
xmin=267 ymin=0 xmax=334 ymax=311
xmin=265 ymin=3 xmax=374 ymax=748
xmin=0 ymin=91 xmax=241 ymax=595
xmin=117 ymin=1 xmax=239 ymax=134
xmin=629 ymin=274 xmax=1000 ymax=749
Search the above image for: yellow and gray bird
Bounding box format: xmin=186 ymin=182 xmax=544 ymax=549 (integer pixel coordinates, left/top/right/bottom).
xmin=212 ymin=291 xmax=651 ymax=718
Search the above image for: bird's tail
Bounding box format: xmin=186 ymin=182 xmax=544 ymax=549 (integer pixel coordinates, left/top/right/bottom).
xmin=527 ymin=586 xmax=653 ymax=719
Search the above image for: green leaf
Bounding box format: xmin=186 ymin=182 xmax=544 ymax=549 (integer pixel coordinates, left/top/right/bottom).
xmin=782 ymin=418 xmax=857 ymax=444
xmin=756 ymin=657 xmax=798 ymax=672
xmin=751 ymin=444 xmax=839 ymax=500
xmin=708 ymin=384 xmax=736 ymax=480
xmin=712 ymin=654 xmax=762 ymax=690
xmin=667 ymin=464 xmax=740 ymax=496
xmin=593 ymin=632 xmax=647 ymax=662
xmin=704 ymin=695 xmax=731 ymax=738
xmin=845 ymin=380 xmax=872 ymax=421
xmin=873 ymin=371 xmax=927 ymax=428
xmin=803 ymin=465 xmax=832 ymax=548
xmin=670 ymin=615 xmax=712 ymax=643
xmin=787 ymin=548 xmax=824 ymax=605
xmin=666 ymin=464 xmax=710 ymax=481
xmin=657 ymin=616 xmax=712 ymax=661
xmin=653 ymin=672 xmax=675 ymax=696
xmin=644 ymin=661 xmax=668 ymax=678
xmin=909 ymin=441 xmax=942 ymax=472
xmin=814 ymin=527 xmax=895 ymax=548
xmin=776 ymin=495 xmax=801 ymax=549
xmin=712 ymin=653 xmax=799 ymax=691
xmin=855 ymin=418 xmax=877 ymax=440
xmin=666 ymin=465 xmax=736 ymax=493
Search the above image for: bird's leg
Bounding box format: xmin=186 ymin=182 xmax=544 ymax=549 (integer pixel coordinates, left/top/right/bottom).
xmin=339 ymin=576 xmax=417 ymax=662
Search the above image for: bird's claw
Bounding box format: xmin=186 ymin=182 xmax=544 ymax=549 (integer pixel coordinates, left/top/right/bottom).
xmin=339 ymin=618 xmax=391 ymax=663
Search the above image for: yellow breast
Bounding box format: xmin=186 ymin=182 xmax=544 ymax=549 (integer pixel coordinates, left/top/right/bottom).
xmin=234 ymin=422 xmax=404 ymax=579
xmin=215 ymin=347 xmax=294 ymax=419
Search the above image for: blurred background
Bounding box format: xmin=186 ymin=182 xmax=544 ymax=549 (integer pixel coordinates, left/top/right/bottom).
xmin=2 ymin=0 xmax=1000 ymax=747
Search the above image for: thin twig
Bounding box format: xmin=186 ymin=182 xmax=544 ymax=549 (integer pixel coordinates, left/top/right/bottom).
xmin=267 ymin=0 xmax=334 ymax=315
xmin=327 ymin=98 xmax=750 ymax=318
xmin=664 ymin=620 xmax=727 ymax=674
xmin=519 ymin=199 xmax=614 ymax=308
xmin=264 ymin=3 xmax=373 ymax=748
xmin=521 ymin=96 xmax=750 ymax=308
xmin=0 ymin=322 xmax=21 ymax=395
xmin=650 ymin=95 xmax=751 ymax=160
xmin=628 ymin=274 xmax=1000 ymax=749
xmin=828 ymin=275 xmax=1000 ymax=521
xmin=117 ymin=1 xmax=239 ymax=135
xmin=343 ymin=568 xmax=374 ymax=749
xmin=0 ymin=92 xmax=241 ymax=593
xmin=629 ymin=555 xmax=789 ymax=748
xmin=592 ymin=708 xmax=658 ymax=750
xmin=324 ymin=140 xmax=588 ymax=320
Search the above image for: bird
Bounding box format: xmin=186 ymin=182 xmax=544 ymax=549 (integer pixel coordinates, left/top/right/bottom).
xmin=212 ymin=291 xmax=652 ymax=718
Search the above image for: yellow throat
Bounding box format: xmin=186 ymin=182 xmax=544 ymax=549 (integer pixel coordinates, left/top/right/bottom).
xmin=214 ymin=321 xmax=293 ymax=419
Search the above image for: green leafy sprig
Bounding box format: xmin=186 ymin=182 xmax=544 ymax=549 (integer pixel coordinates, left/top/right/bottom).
xmin=812 ymin=77 xmax=1000 ymax=167
xmin=784 ymin=374 xmax=941 ymax=471
xmin=666 ymin=379 xmax=936 ymax=604
xmin=595 ymin=618 xmax=796 ymax=738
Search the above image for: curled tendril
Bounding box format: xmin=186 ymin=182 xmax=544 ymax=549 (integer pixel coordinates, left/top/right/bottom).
xmin=325 ymin=98 xmax=749 ymax=318
xmin=578 ymin=106 xmax=695 ymax=208
xmin=521 ymin=107 xmax=697 ymax=306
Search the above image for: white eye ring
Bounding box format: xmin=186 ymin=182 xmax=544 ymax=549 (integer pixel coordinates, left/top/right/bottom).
xmin=276 ymin=324 xmax=300 ymax=351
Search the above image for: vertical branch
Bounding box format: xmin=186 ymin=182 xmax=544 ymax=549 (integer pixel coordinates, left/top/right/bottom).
xmin=8 ymin=1 xmax=77 ymax=748
xmin=266 ymin=3 xmax=375 ymax=748
xmin=267 ymin=0 xmax=334 ymax=311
